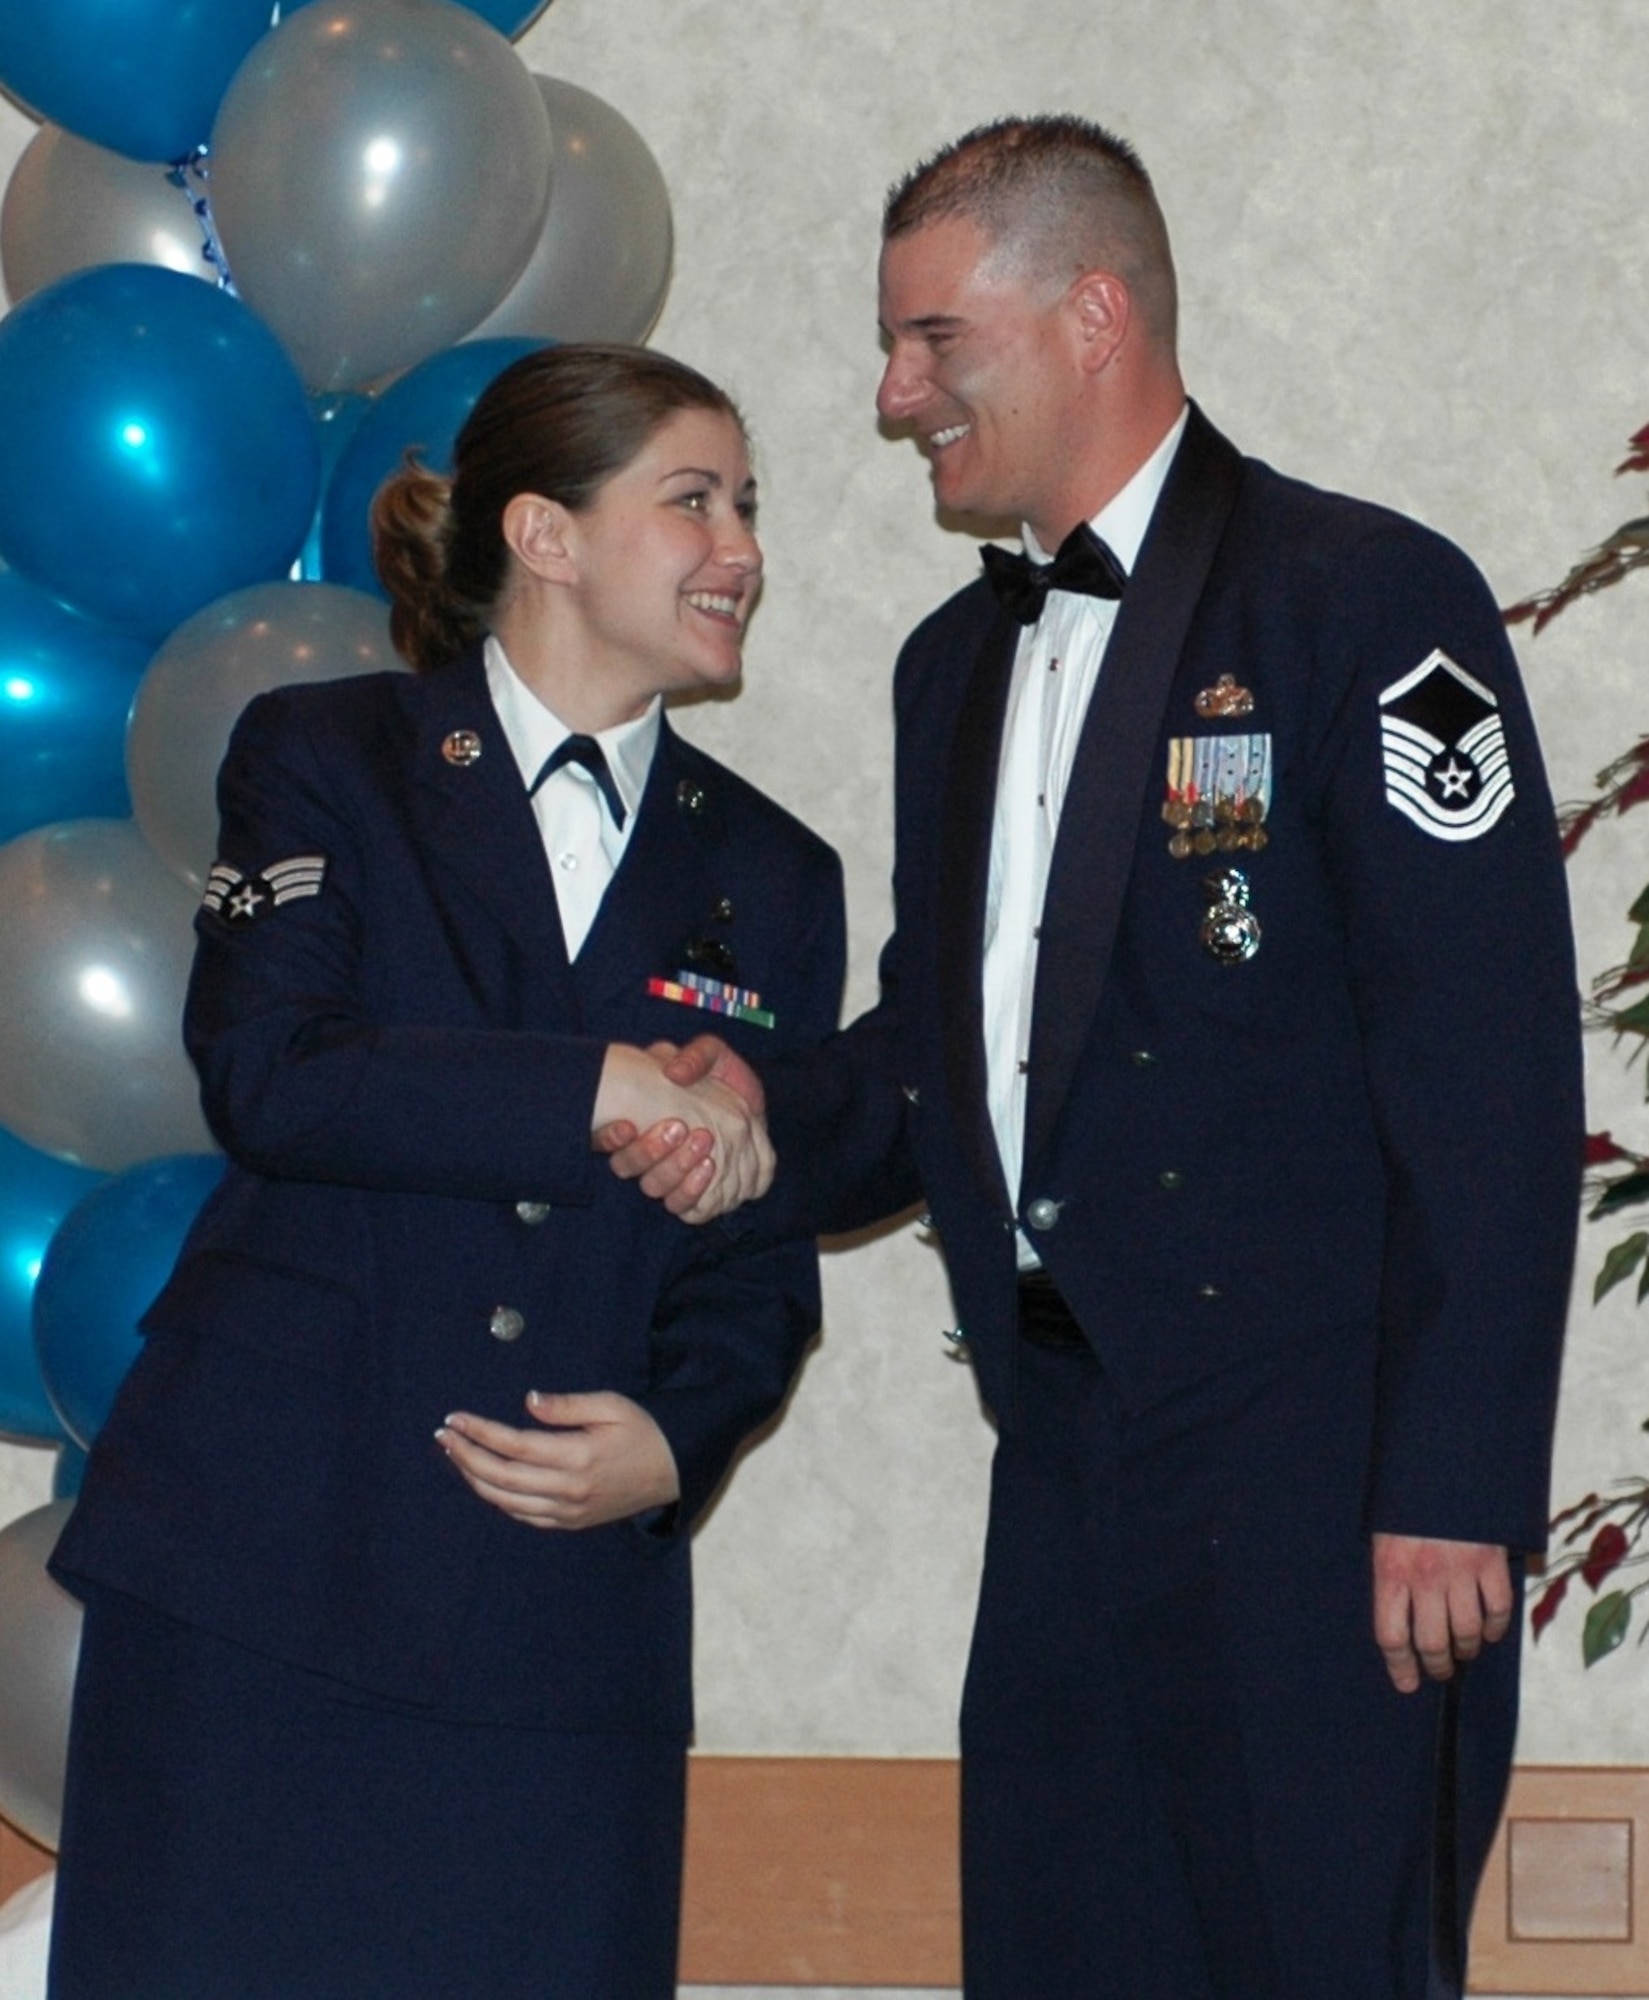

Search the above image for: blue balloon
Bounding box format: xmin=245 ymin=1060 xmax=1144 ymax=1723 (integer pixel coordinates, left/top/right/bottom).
xmin=280 ymin=0 xmax=551 ymax=36
xmin=33 ymin=1153 xmax=225 ymax=1449
xmin=0 ymin=265 xmax=320 ymax=641
xmin=318 ymin=337 xmax=544 ymax=596
xmin=0 ymin=1128 xmax=106 ymax=1443
xmin=0 ymin=0 xmax=273 ymax=163
xmin=0 ymin=564 xmax=151 ymax=846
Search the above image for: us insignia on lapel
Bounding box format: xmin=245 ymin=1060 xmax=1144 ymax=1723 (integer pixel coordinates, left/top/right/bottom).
xmin=1378 ymin=650 xmax=1513 ymax=842
xmin=201 ymin=854 xmax=327 ymax=922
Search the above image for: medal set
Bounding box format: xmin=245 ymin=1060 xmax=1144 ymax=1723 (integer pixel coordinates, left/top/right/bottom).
xmin=1168 ymin=679 xmax=1267 ymax=964
xmin=1162 ymin=724 xmax=1272 ymax=860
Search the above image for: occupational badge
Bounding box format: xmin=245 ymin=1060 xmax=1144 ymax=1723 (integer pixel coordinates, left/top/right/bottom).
xmin=1194 ymin=673 xmax=1255 ymax=718
xmin=201 ymin=854 xmax=327 ymax=922
xmin=1199 ymin=866 xmax=1261 ymax=965
xmin=1163 ymin=733 xmax=1272 ymax=858
xmin=1378 ymin=649 xmax=1514 ymax=842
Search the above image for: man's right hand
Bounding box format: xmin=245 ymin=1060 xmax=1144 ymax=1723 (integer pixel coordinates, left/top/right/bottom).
xmin=597 ymin=1035 xmax=765 ymax=1221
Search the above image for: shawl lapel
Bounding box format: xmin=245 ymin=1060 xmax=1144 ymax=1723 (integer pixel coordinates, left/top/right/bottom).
xmin=1023 ymin=405 xmax=1244 ymax=1174
xmin=936 ymin=605 xmax=1020 ymax=1207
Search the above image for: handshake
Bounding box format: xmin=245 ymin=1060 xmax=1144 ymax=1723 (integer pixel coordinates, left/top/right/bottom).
xmin=592 ymin=1035 xmax=767 ymax=1223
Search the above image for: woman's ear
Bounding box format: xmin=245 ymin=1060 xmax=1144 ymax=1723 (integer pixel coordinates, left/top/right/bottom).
xmin=502 ymin=492 xmax=578 ymax=582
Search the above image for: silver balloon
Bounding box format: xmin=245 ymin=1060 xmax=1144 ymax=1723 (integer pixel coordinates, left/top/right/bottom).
xmin=128 ymin=581 xmax=400 ymax=888
xmin=1 ymin=125 xmax=213 ymax=309
xmin=209 ymin=0 xmax=553 ymax=392
xmin=464 ymin=76 xmax=673 ymax=346
xmin=0 ymin=821 xmax=213 ymax=1171
xmin=0 ymin=1501 xmax=80 ymax=1851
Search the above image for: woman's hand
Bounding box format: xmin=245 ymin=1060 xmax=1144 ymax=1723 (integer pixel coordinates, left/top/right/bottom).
xmin=592 ymin=1039 xmax=771 ymax=1218
xmin=436 ymin=1390 xmax=681 ymax=1530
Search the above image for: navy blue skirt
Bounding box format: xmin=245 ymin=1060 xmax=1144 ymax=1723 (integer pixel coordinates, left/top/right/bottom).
xmin=48 ymin=1588 xmax=685 ymax=2000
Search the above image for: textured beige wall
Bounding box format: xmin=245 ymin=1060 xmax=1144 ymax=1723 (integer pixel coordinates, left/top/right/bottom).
xmin=2 ymin=5 xmax=1649 ymax=1993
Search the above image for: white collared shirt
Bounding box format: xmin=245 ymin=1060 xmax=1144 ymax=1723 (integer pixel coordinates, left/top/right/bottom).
xmin=483 ymin=634 xmax=661 ymax=959
xmin=982 ymin=407 xmax=1188 ymax=1266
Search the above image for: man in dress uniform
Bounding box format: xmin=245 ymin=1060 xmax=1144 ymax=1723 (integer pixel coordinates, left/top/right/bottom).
xmin=610 ymin=114 xmax=1582 ymax=1998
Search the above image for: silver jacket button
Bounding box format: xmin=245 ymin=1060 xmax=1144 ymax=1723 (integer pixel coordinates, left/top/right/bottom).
xmin=901 ymin=1082 xmax=921 ymax=1105
xmin=942 ymin=1326 xmax=968 ymax=1346
xmin=1158 ymin=1170 xmax=1184 ymax=1191
xmin=1025 ymin=1197 xmax=1062 ymax=1232
xmin=514 ymin=1201 xmax=551 ymax=1225
xmin=489 ymin=1306 xmax=525 ymax=1342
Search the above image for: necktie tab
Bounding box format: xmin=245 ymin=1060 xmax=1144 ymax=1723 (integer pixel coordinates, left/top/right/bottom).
xmin=530 ymin=733 xmax=627 ymax=830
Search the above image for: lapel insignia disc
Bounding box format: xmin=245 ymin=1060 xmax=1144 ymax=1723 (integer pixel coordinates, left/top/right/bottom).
xmin=1194 ymin=673 xmax=1254 ymax=718
xmin=648 ymin=968 xmax=774 ymax=1029
xmin=1163 ymin=733 xmax=1272 ymax=858
xmin=441 ymin=729 xmax=483 ymax=767
xmin=1378 ymin=649 xmax=1514 ymax=842
xmin=1200 ymin=866 xmax=1261 ymax=965
xmin=202 ymin=854 xmax=327 ymax=921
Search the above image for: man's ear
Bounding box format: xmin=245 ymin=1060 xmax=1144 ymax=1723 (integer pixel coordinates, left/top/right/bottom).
xmin=1068 ymin=269 xmax=1131 ymax=374
xmin=502 ymin=492 xmax=578 ymax=582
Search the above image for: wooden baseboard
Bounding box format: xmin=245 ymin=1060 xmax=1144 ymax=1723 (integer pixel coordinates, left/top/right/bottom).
xmin=1468 ymin=1766 xmax=1649 ymax=1996
xmin=10 ymin=1759 xmax=1647 ymax=1991
xmin=679 ymin=1755 xmax=959 ymax=1987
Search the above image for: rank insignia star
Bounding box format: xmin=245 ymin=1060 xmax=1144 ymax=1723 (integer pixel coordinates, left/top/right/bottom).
xmin=202 ymin=854 xmax=328 ymax=921
xmin=1378 ymin=650 xmax=1514 ymax=842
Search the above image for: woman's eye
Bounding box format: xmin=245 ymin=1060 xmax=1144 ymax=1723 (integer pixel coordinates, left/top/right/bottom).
xmin=676 ymin=490 xmax=710 ymax=512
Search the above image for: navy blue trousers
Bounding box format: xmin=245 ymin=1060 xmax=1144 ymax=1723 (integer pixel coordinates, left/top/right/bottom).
xmin=49 ymin=1588 xmax=685 ymax=2000
xmin=959 ymin=1324 xmax=1520 ymax=2000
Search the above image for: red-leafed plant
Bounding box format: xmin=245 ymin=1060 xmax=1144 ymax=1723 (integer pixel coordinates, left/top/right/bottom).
xmin=1513 ymin=422 xmax=1649 ymax=1664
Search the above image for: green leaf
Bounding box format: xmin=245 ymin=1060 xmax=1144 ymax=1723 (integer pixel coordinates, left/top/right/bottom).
xmin=1594 ymin=1234 xmax=1649 ymax=1300
xmin=1626 ymin=923 xmax=1649 ymax=969
xmin=1584 ymin=1590 xmax=1633 ymax=1665
xmin=1609 ymin=993 xmax=1649 ymax=1035
xmin=1627 ymin=883 xmax=1649 ymax=925
xmin=1591 ymin=1176 xmax=1649 ymax=1221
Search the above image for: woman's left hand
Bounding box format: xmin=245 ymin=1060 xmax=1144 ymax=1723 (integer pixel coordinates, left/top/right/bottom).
xmin=437 ymin=1391 xmax=681 ymax=1530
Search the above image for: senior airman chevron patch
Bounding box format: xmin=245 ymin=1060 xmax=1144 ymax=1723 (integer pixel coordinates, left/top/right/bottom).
xmin=1378 ymin=650 xmax=1514 ymax=842
xmin=201 ymin=854 xmax=328 ymax=922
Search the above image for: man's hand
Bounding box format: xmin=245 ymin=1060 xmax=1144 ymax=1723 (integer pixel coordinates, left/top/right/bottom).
xmin=591 ymin=1040 xmax=771 ymax=1220
xmin=436 ymin=1390 xmax=680 ymax=1530
xmin=596 ymin=1036 xmax=768 ymax=1221
xmin=1371 ymin=1533 xmax=1514 ymax=1694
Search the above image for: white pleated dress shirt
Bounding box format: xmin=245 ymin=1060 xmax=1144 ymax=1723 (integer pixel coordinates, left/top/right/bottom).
xmin=982 ymin=406 xmax=1188 ymax=1269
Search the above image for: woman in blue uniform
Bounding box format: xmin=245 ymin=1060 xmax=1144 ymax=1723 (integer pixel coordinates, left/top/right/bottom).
xmin=47 ymin=344 xmax=845 ymax=1999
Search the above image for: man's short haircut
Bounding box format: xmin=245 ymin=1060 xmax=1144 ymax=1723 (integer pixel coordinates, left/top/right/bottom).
xmin=883 ymin=114 xmax=1177 ymax=347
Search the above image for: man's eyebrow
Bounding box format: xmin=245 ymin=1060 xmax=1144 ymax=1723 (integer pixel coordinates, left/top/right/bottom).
xmin=880 ymin=313 xmax=968 ymax=339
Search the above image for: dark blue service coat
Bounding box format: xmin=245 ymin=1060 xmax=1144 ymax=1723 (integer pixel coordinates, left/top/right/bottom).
xmin=763 ymin=404 xmax=1583 ymax=1996
xmin=52 ymin=647 xmax=846 ymax=1735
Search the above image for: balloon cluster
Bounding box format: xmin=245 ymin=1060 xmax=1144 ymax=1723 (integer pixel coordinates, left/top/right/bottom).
xmin=0 ymin=0 xmax=676 ymax=1849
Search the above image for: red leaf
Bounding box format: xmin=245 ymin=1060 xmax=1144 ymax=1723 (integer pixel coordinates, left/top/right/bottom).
xmin=1583 ymin=1521 xmax=1631 ymax=1590
xmin=1588 ymin=1132 xmax=1628 ymax=1165
xmin=1532 ymin=1572 xmax=1569 ymax=1638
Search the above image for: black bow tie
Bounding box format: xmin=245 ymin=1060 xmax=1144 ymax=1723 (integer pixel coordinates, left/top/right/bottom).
xmin=980 ymin=523 xmax=1129 ymax=626
xmin=529 ymin=733 xmax=627 ymax=830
